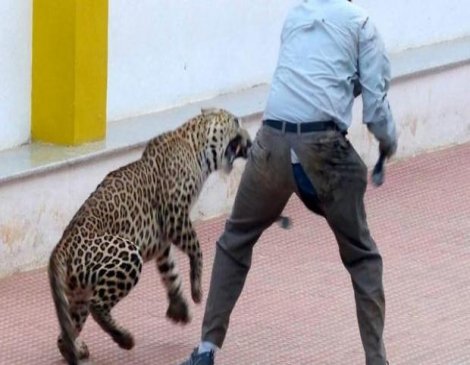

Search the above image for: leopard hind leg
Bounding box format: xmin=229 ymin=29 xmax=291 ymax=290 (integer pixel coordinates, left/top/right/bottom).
xmin=89 ymin=235 xmax=143 ymax=349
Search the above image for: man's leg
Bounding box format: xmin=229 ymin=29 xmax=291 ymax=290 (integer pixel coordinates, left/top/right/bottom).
xmin=201 ymin=126 xmax=295 ymax=348
xmin=325 ymin=182 xmax=386 ymax=365
xmin=295 ymin=132 xmax=387 ymax=365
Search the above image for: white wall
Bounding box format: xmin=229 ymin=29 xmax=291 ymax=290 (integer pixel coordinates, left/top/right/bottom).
xmin=0 ymin=1 xmax=32 ymax=151
xmin=357 ymin=0 xmax=470 ymax=51
xmin=107 ymin=0 xmax=294 ymax=121
xmin=107 ymin=0 xmax=470 ymax=122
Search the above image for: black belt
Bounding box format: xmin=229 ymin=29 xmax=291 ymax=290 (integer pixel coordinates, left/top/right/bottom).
xmin=263 ymin=119 xmax=340 ymax=133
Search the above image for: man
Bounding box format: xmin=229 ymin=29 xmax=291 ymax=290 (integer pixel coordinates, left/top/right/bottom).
xmin=180 ymin=0 xmax=397 ymax=364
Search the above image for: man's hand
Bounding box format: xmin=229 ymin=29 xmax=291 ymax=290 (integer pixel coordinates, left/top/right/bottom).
xmin=371 ymin=137 xmax=397 ymax=187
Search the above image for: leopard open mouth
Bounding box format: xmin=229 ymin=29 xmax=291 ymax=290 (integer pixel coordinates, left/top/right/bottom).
xmin=223 ymin=134 xmax=252 ymax=172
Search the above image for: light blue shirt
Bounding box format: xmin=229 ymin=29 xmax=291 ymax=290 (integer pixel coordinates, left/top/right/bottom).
xmin=264 ymin=0 xmax=396 ymax=161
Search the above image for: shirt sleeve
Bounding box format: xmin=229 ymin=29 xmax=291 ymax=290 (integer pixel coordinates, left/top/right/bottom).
xmin=358 ymin=17 xmax=397 ymax=145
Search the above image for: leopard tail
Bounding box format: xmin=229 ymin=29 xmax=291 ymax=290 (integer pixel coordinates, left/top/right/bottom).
xmin=48 ymin=249 xmax=78 ymax=365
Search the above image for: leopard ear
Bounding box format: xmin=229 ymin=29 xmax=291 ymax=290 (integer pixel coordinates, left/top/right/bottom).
xmin=201 ymin=107 xmax=221 ymax=116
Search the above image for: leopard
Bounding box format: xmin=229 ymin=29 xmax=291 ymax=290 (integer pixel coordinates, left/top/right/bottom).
xmin=47 ymin=108 xmax=252 ymax=364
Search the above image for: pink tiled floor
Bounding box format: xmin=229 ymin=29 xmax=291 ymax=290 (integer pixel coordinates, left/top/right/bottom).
xmin=1 ymin=143 xmax=470 ymax=365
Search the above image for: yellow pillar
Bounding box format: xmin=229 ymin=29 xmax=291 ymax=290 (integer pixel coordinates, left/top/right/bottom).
xmin=32 ymin=0 xmax=108 ymax=145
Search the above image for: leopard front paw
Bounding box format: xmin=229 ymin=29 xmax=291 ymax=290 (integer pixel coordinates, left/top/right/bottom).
xmin=166 ymin=295 xmax=192 ymax=324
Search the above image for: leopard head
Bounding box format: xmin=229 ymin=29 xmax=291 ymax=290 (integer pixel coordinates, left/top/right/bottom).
xmin=201 ymin=107 xmax=252 ymax=173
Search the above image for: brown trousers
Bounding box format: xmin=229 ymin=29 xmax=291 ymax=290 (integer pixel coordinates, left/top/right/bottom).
xmin=201 ymin=125 xmax=387 ymax=365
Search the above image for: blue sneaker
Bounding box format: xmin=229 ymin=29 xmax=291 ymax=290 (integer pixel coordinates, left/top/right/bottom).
xmin=179 ymin=348 xmax=214 ymax=365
